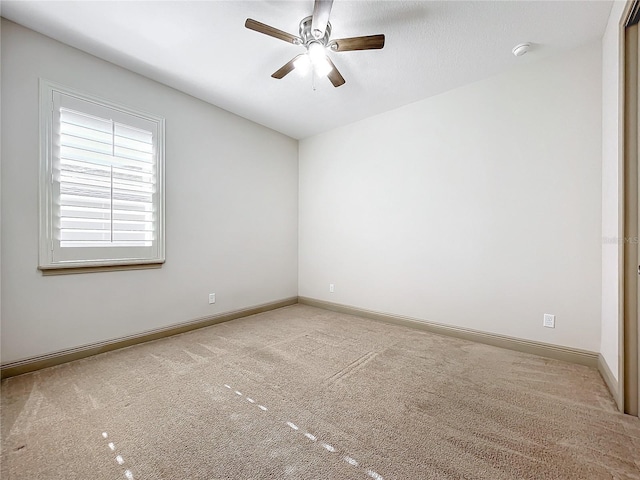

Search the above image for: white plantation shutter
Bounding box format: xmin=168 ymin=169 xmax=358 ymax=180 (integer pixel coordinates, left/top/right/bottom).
xmin=39 ymin=81 xmax=165 ymax=270
xmin=59 ymin=109 xmax=155 ymax=247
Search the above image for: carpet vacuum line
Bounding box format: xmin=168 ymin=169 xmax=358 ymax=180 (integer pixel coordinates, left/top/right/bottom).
xmin=101 ymin=431 xmax=135 ymax=480
xmin=223 ymin=383 xmax=384 ymax=480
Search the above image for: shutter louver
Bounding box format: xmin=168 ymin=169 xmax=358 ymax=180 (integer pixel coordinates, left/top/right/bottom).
xmin=59 ymin=108 xmax=155 ymax=248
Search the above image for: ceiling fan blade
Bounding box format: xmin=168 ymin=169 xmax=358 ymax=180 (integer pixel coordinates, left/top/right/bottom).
xmin=329 ymin=34 xmax=385 ymax=52
xmin=311 ymin=0 xmax=333 ymax=39
xmin=325 ymin=57 xmax=345 ymax=87
xmin=271 ymin=55 xmax=304 ymax=79
xmin=245 ymin=18 xmax=301 ymax=45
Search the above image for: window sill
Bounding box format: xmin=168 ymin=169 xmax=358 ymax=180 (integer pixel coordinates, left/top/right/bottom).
xmin=39 ymin=262 xmax=164 ymax=276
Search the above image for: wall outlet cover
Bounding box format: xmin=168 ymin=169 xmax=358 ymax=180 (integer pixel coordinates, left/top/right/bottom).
xmin=543 ymin=314 xmax=555 ymax=328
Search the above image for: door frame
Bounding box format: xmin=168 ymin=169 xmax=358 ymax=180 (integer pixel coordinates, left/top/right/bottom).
xmin=620 ymin=0 xmax=640 ymax=416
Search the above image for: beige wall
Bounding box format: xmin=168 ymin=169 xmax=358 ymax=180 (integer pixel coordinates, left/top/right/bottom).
xmin=299 ymin=42 xmax=603 ymax=352
xmin=0 ymin=20 xmax=299 ymax=363
xmin=601 ymin=0 xmax=628 ymax=382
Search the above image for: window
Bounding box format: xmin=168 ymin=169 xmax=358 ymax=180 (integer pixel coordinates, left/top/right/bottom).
xmin=39 ymin=80 xmax=165 ymax=272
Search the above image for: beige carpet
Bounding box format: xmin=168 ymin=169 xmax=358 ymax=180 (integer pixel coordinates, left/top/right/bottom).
xmin=2 ymin=304 xmax=639 ymax=479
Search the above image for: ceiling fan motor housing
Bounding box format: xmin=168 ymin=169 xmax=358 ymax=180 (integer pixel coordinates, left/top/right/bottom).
xmin=299 ymin=16 xmax=331 ymax=47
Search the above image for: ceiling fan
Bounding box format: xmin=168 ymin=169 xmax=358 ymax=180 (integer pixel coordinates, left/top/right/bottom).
xmin=245 ymin=0 xmax=385 ymax=87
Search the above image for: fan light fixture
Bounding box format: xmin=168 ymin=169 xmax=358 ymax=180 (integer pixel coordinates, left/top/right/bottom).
xmin=313 ymin=57 xmax=332 ymax=77
xmin=293 ymin=52 xmax=332 ymax=77
xmin=291 ymin=41 xmax=332 ymax=77
xmin=301 ymin=42 xmax=331 ymax=76
xmin=308 ymin=42 xmax=326 ymax=64
xmin=293 ymin=55 xmax=311 ymax=74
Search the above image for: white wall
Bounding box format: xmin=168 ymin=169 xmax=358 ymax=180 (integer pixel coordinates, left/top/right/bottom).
xmin=299 ymin=42 xmax=603 ymax=352
xmin=0 ymin=19 xmax=3 ymax=354
xmin=0 ymin=20 xmax=299 ymax=364
xmin=601 ymin=1 xmax=627 ymax=381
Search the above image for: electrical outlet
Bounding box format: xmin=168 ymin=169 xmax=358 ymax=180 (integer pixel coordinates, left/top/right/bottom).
xmin=329 ymin=283 xmax=334 ymax=293
xmin=209 ymin=293 xmax=216 ymax=304
xmin=543 ymin=314 xmax=555 ymax=328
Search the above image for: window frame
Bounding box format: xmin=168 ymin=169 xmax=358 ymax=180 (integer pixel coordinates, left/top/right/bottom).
xmin=38 ymin=79 xmax=166 ymax=272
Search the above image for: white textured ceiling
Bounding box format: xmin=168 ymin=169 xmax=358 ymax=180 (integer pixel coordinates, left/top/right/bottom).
xmin=1 ymin=0 xmax=613 ymax=139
